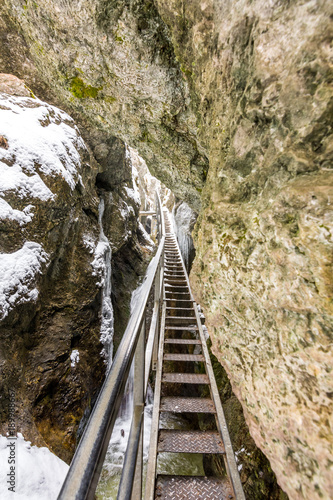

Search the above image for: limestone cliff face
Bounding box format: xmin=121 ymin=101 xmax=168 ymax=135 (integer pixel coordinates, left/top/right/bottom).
xmin=0 ymin=78 xmax=103 ymax=461
xmin=0 ymin=1 xmax=332 ymax=498
xmin=0 ymin=0 xmax=208 ymax=211
xmin=154 ymin=2 xmax=333 ymax=499
xmin=0 ymin=76 xmax=151 ymax=462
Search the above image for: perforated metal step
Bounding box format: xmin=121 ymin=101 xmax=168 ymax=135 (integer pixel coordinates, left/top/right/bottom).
xmin=155 ymin=475 xmax=234 ymax=500
xmin=162 ymin=373 xmax=209 ymax=384
xmin=165 ymin=276 xmax=186 ymax=280
xmin=160 ymin=397 xmax=216 ymax=414
xmin=165 ymin=284 xmax=188 ymax=289
xmin=164 ymin=338 xmax=201 ymax=344
xmin=163 ymin=353 xmax=204 ymax=362
xmin=165 ymin=301 xmax=194 ymax=308
xmin=157 ymin=430 xmax=225 ymax=454
xmin=165 ymin=325 xmax=199 ymax=331
xmin=165 ymin=293 xmax=191 ymax=298
xmin=166 ymin=307 xmax=194 ymax=311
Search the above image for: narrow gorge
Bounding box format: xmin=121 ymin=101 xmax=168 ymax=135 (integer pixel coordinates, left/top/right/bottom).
xmin=0 ymin=1 xmax=332 ymax=499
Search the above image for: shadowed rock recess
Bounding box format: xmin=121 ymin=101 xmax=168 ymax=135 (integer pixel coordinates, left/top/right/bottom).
xmin=0 ymin=1 xmax=332 ymax=499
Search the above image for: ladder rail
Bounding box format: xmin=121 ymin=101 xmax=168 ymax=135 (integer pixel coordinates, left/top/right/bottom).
xmin=145 ymin=215 xmax=245 ymax=500
xmin=173 ymin=228 xmax=245 ymax=500
xmin=145 ymin=302 xmax=167 ymax=500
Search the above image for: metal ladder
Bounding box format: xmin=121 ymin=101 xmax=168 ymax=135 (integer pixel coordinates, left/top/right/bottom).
xmin=145 ymin=212 xmax=245 ymax=500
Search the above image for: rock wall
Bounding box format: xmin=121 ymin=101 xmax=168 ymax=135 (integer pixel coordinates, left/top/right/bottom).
xmin=0 ymin=79 xmax=103 ymax=461
xmin=0 ymin=1 xmax=332 ymax=498
xmin=173 ymin=200 xmax=196 ymax=273
xmin=157 ymin=2 xmax=332 ymax=499
xmin=0 ymin=76 xmax=152 ymax=462
xmin=0 ymin=0 xmax=208 ymax=211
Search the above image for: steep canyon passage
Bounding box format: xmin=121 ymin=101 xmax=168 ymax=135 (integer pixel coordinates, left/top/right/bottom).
xmin=58 ymin=199 xmax=244 ymax=499
xmin=0 ymin=1 xmax=332 ymax=498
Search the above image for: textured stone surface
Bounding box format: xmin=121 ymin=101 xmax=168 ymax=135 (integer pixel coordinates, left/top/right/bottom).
xmin=0 ymin=85 xmax=103 ymax=461
xmin=170 ymin=2 xmax=332 ymax=499
xmin=0 ymin=73 xmax=32 ymax=96
xmin=1 ymin=0 xmax=208 ymax=211
xmin=0 ymin=79 xmax=151 ymax=462
xmin=157 ymin=1 xmax=333 ymax=497
xmin=0 ymin=1 xmax=332 ymax=498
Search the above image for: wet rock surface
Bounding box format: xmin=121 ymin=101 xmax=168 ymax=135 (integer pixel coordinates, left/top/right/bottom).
xmin=0 ymin=77 xmax=152 ymax=462
xmin=0 ymin=81 xmax=103 ymax=461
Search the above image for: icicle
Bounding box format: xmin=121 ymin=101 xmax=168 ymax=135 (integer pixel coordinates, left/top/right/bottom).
xmin=97 ymin=197 xmax=114 ymax=371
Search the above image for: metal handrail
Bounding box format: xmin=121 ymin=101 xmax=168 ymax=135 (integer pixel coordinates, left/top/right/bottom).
xmin=58 ymin=192 xmax=165 ymax=500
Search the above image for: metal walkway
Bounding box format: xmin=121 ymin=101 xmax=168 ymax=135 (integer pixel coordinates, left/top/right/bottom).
xmin=57 ymin=195 xmax=245 ymax=500
xmin=145 ymin=212 xmax=245 ymax=500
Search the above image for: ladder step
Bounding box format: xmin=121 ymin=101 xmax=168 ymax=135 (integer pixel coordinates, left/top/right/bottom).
xmin=166 ymin=307 xmax=194 ymax=311
xmin=165 ymin=316 xmax=197 ymax=323
xmin=165 ymin=281 xmax=188 ymax=286
xmin=160 ymin=397 xmax=216 ymax=414
xmin=165 ymin=325 xmax=198 ymax=331
xmin=164 ymin=338 xmax=201 ymax=344
xmin=165 ymin=299 xmax=194 ymax=303
xmin=162 ymin=373 xmax=209 ymax=384
xmin=155 ymin=475 xmax=234 ymax=500
xmin=165 ymin=274 xmax=184 ymax=277
xmin=164 ymin=353 xmax=204 ymax=362
xmin=165 ymin=287 xmax=189 ymax=293
xmin=157 ymin=430 xmax=225 ymax=454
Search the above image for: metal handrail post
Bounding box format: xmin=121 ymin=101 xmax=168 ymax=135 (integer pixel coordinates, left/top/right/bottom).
xmin=152 ymin=261 xmax=160 ymax=371
xmin=116 ymin=405 xmax=144 ymax=500
xmin=131 ymin=318 xmax=145 ymax=499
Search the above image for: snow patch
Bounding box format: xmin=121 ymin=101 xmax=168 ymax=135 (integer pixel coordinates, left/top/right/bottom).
xmin=0 ymin=433 xmax=68 ymax=500
xmin=91 ymin=241 xmax=110 ymax=288
xmin=0 ymin=198 xmax=34 ymax=225
xmin=70 ymin=349 xmax=80 ymax=367
xmin=0 ymin=242 xmax=48 ymax=320
xmin=123 ymin=185 xmax=141 ymax=207
xmin=0 ymin=163 xmax=54 ymax=201
xmin=0 ymin=94 xmax=85 ymax=201
xmin=83 ymin=234 xmax=97 ymax=255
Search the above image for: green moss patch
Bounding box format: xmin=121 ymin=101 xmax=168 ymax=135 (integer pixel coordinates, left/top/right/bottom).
xmin=69 ymin=77 xmax=102 ymax=99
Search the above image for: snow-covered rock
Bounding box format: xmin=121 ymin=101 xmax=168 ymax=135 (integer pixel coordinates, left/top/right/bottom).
xmin=0 ymin=433 xmax=68 ymax=500
xmin=0 ymin=77 xmax=105 ymax=464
